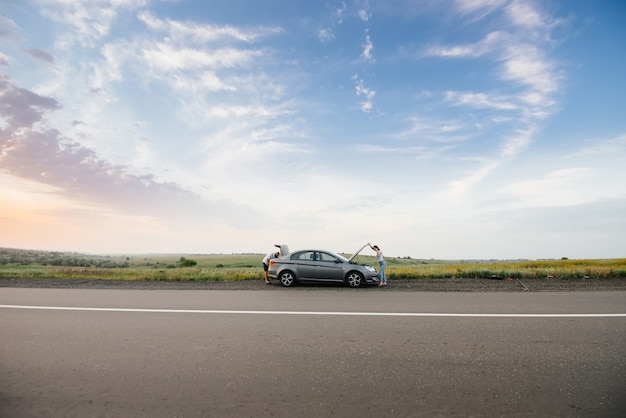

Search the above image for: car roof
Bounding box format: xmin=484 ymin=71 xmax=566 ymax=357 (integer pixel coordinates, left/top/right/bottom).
xmin=290 ymin=249 xmax=338 ymax=254
xmin=287 ymin=246 xmax=368 ymax=261
xmin=288 ymin=249 xmax=344 ymax=257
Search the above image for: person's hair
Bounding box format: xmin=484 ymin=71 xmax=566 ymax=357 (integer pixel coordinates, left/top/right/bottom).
xmin=372 ymin=245 xmax=380 ymax=250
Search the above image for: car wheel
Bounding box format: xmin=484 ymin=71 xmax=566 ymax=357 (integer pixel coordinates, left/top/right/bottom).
xmin=279 ymin=271 xmax=296 ymax=287
xmin=346 ymin=271 xmax=363 ymax=288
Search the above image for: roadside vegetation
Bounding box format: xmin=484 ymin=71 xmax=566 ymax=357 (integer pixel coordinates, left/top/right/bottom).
xmin=1 ymin=247 xmax=625 ymax=283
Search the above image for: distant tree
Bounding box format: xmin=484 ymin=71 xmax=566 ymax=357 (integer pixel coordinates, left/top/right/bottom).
xmin=178 ymin=258 xmax=197 ymax=267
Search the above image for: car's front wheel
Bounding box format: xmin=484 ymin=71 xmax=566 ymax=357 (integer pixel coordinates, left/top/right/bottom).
xmin=346 ymin=271 xmax=363 ymax=288
xmin=279 ymin=271 xmax=296 ymax=287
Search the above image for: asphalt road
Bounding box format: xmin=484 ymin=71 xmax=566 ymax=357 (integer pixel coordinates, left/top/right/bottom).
xmin=1 ymin=288 xmax=625 ymax=417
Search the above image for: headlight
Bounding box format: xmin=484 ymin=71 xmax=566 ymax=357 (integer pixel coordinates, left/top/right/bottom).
xmin=365 ymin=266 xmax=376 ymax=272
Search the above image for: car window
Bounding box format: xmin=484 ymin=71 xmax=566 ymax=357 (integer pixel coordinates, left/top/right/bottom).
xmin=291 ymin=251 xmax=316 ymax=261
xmin=318 ymin=252 xmax=338 ymax=263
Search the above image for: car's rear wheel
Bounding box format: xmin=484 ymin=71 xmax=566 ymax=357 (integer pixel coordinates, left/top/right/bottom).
xmin=279 ymin=271 xmax=296 ymax=287
xmin=346 ymin=271 xmax=363 ymax=288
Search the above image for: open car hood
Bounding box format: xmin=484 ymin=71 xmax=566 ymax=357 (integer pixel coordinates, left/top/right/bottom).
xmin=348 ymin=243 xmax=370 ymax=262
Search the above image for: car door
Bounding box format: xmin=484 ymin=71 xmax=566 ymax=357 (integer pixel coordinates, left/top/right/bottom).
xmin=315 ymin=251 xmax=345 ymax=282
xmin=290 ymin=251 xmax=318 ymax=280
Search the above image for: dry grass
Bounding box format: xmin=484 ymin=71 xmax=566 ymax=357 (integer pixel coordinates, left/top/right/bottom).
xmin=1 ymin=248 xmax=625 ymax=282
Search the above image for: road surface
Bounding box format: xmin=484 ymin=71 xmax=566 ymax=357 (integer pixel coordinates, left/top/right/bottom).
xmin=1 ymin=288 xmax=625 ymax=417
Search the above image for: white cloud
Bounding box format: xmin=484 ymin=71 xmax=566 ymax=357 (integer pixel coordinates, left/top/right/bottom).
xmin=137 ymin=11 xmax=282 ymax=44
xmin=353 ymin=76 xmax=375 ymax=112
xmin=358 ymin=1 xmax=371 ymax=23
xmin=502 ymin=167 xmax=595 ymax=206
xmin=360 ymin=34 xmax=374 ymax=61
xmin=418 ymin=0 xmax=564 ymax=200
xmin=169 ymin=72 xmax=236 ymax=93
xmin=455 ymin=0 xmax=507 ymax=21
xmin=357 ymin=143 xmax=455 ymax=160
xmin=445 ymin=91 xmax=518 ymax=110
xmin=442 ymin=159 xmax=501 ymax=198
xmin=500 ymin=126 xmax=537 ymax=157
xmin=425 ymin=31 xmax=504 ymax=58
xmin=562 ymin=134 xmax=626 ymax=159
xmin=317 ymin=28 xmax=335 ymax=42
xmin=395 ymin=116 xmax=471 ymax=143
xmin=142 ymin=42 xmax=262 ymax=72
xmin=37 ymin=0 xmax=145 ymax=47
xmin=500 ymin=44 xmax=558 ymax=94
xmin=506 ymin=0 xmax=545 ymax=28
xmin=333 ymin=1 xmax=348 ymax=23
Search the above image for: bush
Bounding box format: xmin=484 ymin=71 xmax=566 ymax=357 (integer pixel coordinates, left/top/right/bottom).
xmin=178 ymin=257 xmax=197 ymax=267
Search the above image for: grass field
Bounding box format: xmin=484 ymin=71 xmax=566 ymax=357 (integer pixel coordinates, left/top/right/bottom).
xmin=1 ymin=247 xmax=625 ymax=283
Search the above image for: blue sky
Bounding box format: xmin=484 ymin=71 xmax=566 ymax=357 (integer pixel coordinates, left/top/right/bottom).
xmin=1 ymin=0 xmax=625 ymax=259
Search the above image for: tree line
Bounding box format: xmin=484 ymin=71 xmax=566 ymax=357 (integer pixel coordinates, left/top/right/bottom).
xmin=0 ymin=248 xmax=130 ymax=268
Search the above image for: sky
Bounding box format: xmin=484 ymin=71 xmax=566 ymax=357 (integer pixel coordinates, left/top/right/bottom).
xmin=1 ymin=0 xmax=625 ymax=259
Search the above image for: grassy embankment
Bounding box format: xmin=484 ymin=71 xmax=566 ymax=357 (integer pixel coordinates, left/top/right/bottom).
xmin=1 ymin=248 xmax=625 ymax=282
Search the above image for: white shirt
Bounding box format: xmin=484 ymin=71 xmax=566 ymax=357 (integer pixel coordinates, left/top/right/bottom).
xmin=262 ymin=252 xmax=277 ymax=264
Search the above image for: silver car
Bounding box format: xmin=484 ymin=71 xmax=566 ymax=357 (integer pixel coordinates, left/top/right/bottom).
xmin=267 ymin=245 xmax=379 ymax=288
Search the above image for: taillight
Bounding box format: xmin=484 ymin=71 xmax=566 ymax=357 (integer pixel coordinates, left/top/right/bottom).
xmin=270 ymin=260 xmax=276 ymax=266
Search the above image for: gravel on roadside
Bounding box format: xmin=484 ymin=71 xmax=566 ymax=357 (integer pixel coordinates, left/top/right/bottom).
xmin=1 ymin=277 xmax=624 ymax=292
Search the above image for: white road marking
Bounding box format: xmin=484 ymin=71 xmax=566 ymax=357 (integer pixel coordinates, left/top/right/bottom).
xmin=1 ymin=305 xmax=625 ymax=317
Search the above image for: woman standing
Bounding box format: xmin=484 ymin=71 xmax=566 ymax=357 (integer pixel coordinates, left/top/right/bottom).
xmin=369 ymin=243 xmax=387 ymax=287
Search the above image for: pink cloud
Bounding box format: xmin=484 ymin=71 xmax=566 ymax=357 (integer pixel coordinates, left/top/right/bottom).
xmin=0 ymin=74 xmax=60 ymax=129
xmin=0 ymin=73 xmax=266 ymax=226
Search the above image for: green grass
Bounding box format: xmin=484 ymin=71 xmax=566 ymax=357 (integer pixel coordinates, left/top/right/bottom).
xmin=1 ymin=248 xmax=625 ymax=282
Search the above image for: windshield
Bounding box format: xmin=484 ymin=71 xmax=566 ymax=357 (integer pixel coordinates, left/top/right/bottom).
xmin=333 ymin=252 xmax=350 ymax=263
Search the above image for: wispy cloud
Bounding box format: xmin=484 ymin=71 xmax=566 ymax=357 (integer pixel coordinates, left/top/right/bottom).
xmin=23 ymin=47 xmax=56 ymax=64
xmin=455 ymin=0 xmax=507 ymax=21
xmin=0 ymin=73 xmax=60 ymax=128
xmin=137 ymin=11 xmax=282 ymax=44
xmin=419 ymin=1 xmax=565 ymax=197
xmin=561 ymin=134 xmax=626 ymax=159
xmin=141 ymin=42 xmax=263 ymax=72
xmin=358 ymin=1 xmax=372 ymax=22
xmin=317 ymin=28 xmax=335 ymax=42
xmin=445 ymin=91 xmax=518 ymax=110
xmin=395 ymin=116 xmax=471 ymax=143
xmin=425 ymin=31 xmax=504 ymax=58
xmin=501 ymin=167 xmax=595 ymax=206
xmin=0 ymin=15 xmax=20 ymax=40
xmin=360 ymin=33 xmax=374 ymax=61
xmin=352 ymin=75 xmax=375 ymax=112
xmin=0 ymin=73 xmax=265 ymax=224
xmin=38 ymin=0 xmax=145 ymax=47
xmin=39 ymin=6 xmax=302 ymax=192
xmin=333 ymin=1 xmax=348 ymax=23
xmin=358 ymin=143 xmax=455 ymax=160
xmin=505 ymin=0 xmax=546 ymax=27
